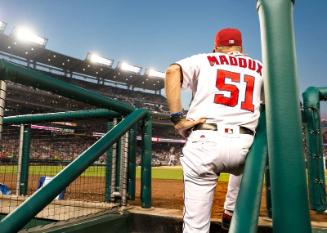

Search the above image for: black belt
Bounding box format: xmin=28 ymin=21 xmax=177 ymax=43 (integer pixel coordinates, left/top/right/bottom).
xmin=193 ymin=123 xmax=254 ymax=136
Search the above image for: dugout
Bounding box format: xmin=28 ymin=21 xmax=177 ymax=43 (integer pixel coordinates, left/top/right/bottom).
xmin=14 ymin=209 xmax=275 ymax=233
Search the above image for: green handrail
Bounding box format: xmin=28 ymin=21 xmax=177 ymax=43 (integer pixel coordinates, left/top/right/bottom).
xmin=0 ymin=59 xmax=134 ymax=114
xmin=229 ymin=109 xmax=267 ymax=233
xmin=303 ymin=86 xmax=327 ymax=212
xmin=141 ymin=114 xmax=152 ymax=208
xmin=0 ymin=109 xmax=148 ymax=233
xmin=257 ymin=0 xmax=311 ymax=232
xmin=3 ymin=109 xmax=120 ymax=125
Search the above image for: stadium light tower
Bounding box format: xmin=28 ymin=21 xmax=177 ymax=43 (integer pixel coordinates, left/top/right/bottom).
xmin=146 ymin=68 xmax=165 ymax=79
xmin=0 ymin=20 xmax=7 ymax=33
xmin=86 ymin=52 xmax=114 ymax=67
xmin=119 ymin=62 xmax=142 ymax=74
xmin=12 ymin=26 xmax=47 ymax=47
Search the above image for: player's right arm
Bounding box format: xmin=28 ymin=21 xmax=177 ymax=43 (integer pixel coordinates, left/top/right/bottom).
xmin=165 ymin=64 xmax=205 ymax=138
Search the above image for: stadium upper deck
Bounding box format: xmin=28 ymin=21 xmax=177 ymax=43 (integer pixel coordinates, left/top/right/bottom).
xmin=0 ymin=31 xmax=174 ymax=127
xmin=0 ymin=32 xmax=164 ymax=91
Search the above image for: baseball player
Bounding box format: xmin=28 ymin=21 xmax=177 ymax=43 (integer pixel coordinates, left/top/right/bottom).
xmin=165 ymin=28 xmax=263 ymax=233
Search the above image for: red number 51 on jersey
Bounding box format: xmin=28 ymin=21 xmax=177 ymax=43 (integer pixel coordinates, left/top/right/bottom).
xmin=214 ymin=69 xmax=255 ymax=112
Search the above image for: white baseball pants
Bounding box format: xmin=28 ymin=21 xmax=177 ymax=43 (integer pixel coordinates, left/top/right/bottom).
xmin=180 ymin=129 xmax=254 ymax=233
xmin=224 ymin=174 xmax=242 ymax=212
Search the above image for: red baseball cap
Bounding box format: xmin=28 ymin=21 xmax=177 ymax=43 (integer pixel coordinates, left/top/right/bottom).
xmin=214 ymin=28 xmax=242 ymax=48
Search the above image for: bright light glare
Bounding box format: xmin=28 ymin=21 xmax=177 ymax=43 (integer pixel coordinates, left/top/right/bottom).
xmin=120 ymin=62 xmax=141 ymax=74
xmin=0 ymin=21 xmax=7 ymax=32
xmin=13 ymin=26 xmax=47 ymax=46
xmin=87 ymin=53 xmax=113 ymax=67
xmin=147 ymin=69 xmax=165 ymax=79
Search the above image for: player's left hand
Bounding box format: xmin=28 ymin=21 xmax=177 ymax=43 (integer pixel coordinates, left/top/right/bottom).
xmin=174 ymin=118 xmax=206 ymax=138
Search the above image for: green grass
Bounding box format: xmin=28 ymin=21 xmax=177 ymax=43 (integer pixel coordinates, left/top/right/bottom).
xmin=141 ymin=166 xmax=230 ymax=182
xmin=0 ymin=165 xmax=104 ymax=177
xmin=0 ymin=165 xmax=231 ymax=182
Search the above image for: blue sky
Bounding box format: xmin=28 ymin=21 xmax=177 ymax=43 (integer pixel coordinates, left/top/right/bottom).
xmin=0 ymin=0 xmax=326 ymax=117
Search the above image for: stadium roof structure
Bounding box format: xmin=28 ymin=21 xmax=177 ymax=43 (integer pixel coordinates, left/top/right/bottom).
xmin=0 ymin=33 xmax=164 ymax=92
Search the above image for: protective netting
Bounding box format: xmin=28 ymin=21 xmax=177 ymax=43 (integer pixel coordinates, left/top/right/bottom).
xmin=0 ymin=118 xmax=121 ymax=228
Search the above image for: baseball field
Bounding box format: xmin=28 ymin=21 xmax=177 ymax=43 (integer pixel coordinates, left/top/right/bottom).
xmin=0 ymin=165 xmax=229 ymax=181
xmin=1 ymin=165 xmax=327 ymax=222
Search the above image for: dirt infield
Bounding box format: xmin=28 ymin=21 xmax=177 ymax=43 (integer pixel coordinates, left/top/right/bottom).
xmin=129 ymin=179 xmax=263 ymax=219
xmin=130 ymin=179 xmax=327 ymax=223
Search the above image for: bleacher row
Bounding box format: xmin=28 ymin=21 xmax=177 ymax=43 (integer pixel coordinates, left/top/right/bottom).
xmin=5 ymin=80 xmax=169 ymax=115
xmin=0 ymin=128 xmax=183 ymax=166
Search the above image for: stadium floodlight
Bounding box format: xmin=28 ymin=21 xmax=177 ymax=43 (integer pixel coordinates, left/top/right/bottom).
xmin=146 ymin=68 xmax=165 ymax=79
xmin=119 ymin=62 xmax=142 ymax=74
xmin=86 ymin=52 xmax=113 ymax=67
xmin=12 ymin=26 xmax=47 ymax=47
xmin=0 ymin=21 xmax=7 ymax=33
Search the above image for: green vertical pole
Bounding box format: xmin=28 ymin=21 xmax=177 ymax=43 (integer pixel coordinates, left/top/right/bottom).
xmin=128 ymin=124 xmax=137 ymax=200
xmin=19 ymin=125 xmax=31 ymax=195
xmin=303 ymin=87 xmax=327 ymax=211
xmin=141 ymin=113 xmax=152 ymax=208
xmin=257 ymin=1 xmax=311 ymax=233
xmin=229 ymin=109 xmax=267 ymax=233
xmin=105 ymin=121 xmax=114 ymax=202
xmin=265 ymin=162 xmax=272 ymax=218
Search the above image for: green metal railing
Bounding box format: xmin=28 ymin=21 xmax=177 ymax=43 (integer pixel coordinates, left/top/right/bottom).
xmin=229 ymin=109 xmax=267 ymax=233
xmin=257 ymin=0 xmax=311 ymax=232
xmin=3 ymin=109 xmax=120 ymax=124
xmin=0 ymin=60 xmax=153 ymax=233
xmin=0 ymin=109 xmax=150 ymax=233
xmin=3 ymin=108 xmax=124 ymax=201
xmin=303 ymin=86 xmax=327 ymax=212
xmin=140 ymin=114 xmax=152 ymax=208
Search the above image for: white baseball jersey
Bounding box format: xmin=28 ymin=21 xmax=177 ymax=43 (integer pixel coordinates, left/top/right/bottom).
xmin=176 ymin=51 xmax=263 ymax=132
